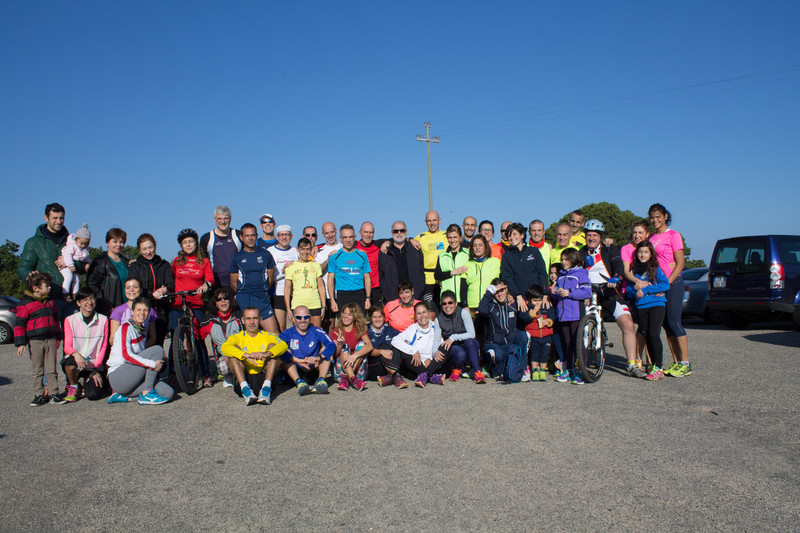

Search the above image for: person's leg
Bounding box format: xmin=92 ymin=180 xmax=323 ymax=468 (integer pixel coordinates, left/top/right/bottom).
xmin=448 ymin=345 xmax=467 ymax=370
xmin=662 ymin=277 xmax=689 ymax=365
xmin=273 ymin=295 xmax=287 ymax=333
xmin=384 ymin=347 xmax=403 ymax=374
xmin=616 ymin=313 xmax=638 ymax=365
xmin=399 ymin=350 xmax=426 ymax=376
xmin=645 ymin=306 xmax=666 ymax=370
xmin=484 ymin=342 xmax=509 ymax=377
xmin=127 ymin=346 xmax=170 ymax=398
xmin=62 ymin=356 xmax=80 ymax=386
xmin=108 ymin=364 xmax=147 ymax=398
xmin=189 ymin=308 xmax=210 ymax=378
xmin=309 ymin=307 xmax=323 ymax=329
xmin=83 ymin=371 xmax=111 ymax=400
xmin=60 ymin=267 xmax=73 ymax=295
xmin=28 ymin=340 xmax=46 ymax=396
xmin=560 ymin=322 xmax=576 ymax=371
xmin=462 ymin=338 xmax=481 ymax=373
xmin=425 ymin=351 xmax=450 ymax=376
xmin=42 ymin=339 xmax=61 ymax=395
xmin=366 ymin=354 xmax=388 ymax=381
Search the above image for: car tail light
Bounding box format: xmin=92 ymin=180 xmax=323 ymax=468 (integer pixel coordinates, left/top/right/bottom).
xmin=9 ymin=307 xmax=16 ymax=314
xmin=770 ymin=264 xmax=784 ymax=289
xmin=683 ymin=286 xmax=690 ymax=302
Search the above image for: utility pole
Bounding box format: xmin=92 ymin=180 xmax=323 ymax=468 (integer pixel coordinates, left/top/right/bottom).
xmin=416 ymin=122 xmax=440 ymax=211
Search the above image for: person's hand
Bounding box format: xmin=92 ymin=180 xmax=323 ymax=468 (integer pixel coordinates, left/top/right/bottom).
xmin=433 ymin=350 xmax=445 ymax=362
xmin=607 ymin=276 xmax=620 ymax=288
xmin=89 ymin=371 xmax=104 ymax=387
xmin=69 ymin=266 xmax=77 ymax=273
xmin=364 ymin=297 xmax=371 ymax=309
xmin=451 ymin=265 xmax=468 ymax=276
xmin=74 ymin=353 xmax=86 ymax=370
xmin=330 ymin=300 xmax=339 ymax=314
xmin=282 ymin=261 xmax=294 ymax=273
xmin=154 ymin=286 xmax=168 ymax=299
xmin=153 ymin=359 xmax=165 ymax=372
xmin=442 ymin=338 xmax=454 ymax=350
xmin=603 ymin=237 xmax=614 ymax=247
xmin=585 ymin=255 xmax=595 ymax=267
xmin=55 ymin=257 xmax=67 ymax=269
xmin=16 ymin=346 xmax=25 ymax=357
xmin=550 ymin=285 xmax=558 ymax=295
xmin=411 ymin=351 xmax=422 ymax=366
xmin=380 ymin=241 xmax=390 ymax=253
xmin=635 ymin=289 xmax=644 ymax=300
xmin=197 ymin=282 xmax=209 ymax=295
xmin=295 ymin=357 xmax=312 ymax=370
xmin=557 ymin=288 xmax=570 ymax=298
xmin=516 ymin=295 xmax=529 ymax=312
xmin=409 ymin=238 xmax=421 ymax=251
xmin=654 ymin=292 xmax=665 ymax=298
xmin=634 ymin=280 xmax=651 ymax=290
xmin=542 ymin=295 xmax=552 ymax=309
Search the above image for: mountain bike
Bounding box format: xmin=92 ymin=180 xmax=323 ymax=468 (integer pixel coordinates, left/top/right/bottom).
xmin=575 ymin=283 xmax=614 ymax=383
xmin=164 ymin=290 xmax=201 ymax=395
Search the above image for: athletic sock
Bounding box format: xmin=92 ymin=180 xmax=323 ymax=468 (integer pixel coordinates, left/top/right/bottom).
xmin=264 ymin=379 xmax=272 ymax=389
xmin=627 ymin=360 xmax=636 ymax=367
xmin=680 ymin=361 xmax=689 ymax=365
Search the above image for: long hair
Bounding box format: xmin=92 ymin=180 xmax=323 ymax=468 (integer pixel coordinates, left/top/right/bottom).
xmin=175 ymin=237 xmax=207 ymax=266
xmin=469 ymin=234 xmax=491 ymax=260
xmin=633 ymin=240 xmax=659 ymax=283
xmin=338 ymin=303 xmax=367 ymax=338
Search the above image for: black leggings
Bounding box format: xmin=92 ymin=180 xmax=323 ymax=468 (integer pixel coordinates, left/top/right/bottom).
xmin=366 ymin=343 xmax=391 ymax=381
xmin=637 ymin=306 xmax=666 ymax=369
xmin=61 ymin=357 xmax=111 ymax=400
xmin=559 ymin=321 xmax=580 ymax=370
xmin=387 ymin=346 xmax=449 ymax=377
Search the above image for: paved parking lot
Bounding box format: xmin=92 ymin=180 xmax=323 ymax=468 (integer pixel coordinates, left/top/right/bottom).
xmin=1 ymin=320 xmax=799 ymax=532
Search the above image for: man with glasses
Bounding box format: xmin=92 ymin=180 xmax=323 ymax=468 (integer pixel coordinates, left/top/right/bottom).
xmin=279 ymin=305 xmax=336 ymax=395
xmin=379 ymin=221 xmax=425 ymax=303
xmin=302 ymin=226 xmax=319 ymax=257
xmin=415 ymin=210 xmax=447 ymax=313
xmin=478 ymin=278 xmax=531 ymax=378
xmin=478 ymin=220 xmax=504 ymax=260
xmin=327 ymin=224 xmax=371 ymax=314
xmin=268 ymin=225 xmax=299 ymax=332
xmin=257 ymin=213 xmax=278 ymax=249
xmin=199 ymin=205 xmax=242 ymax=287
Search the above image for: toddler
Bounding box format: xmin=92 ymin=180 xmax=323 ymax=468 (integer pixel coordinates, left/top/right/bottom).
xmin=60 ymin=223 xmax=91 ymax=298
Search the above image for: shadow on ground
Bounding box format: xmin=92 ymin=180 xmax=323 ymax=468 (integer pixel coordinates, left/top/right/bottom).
xmin=743 ymin=331 xmax=800 ymax=348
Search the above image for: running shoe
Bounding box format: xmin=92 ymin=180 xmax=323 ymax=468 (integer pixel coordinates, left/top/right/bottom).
xmin=646 ymin=367 xmax=665 ymax=381
xmin=108 ymin=392 xmax=129 ymax=404
xmin=257 ymin=385 xmax=272 ymax=404
xmin=449 ymin=369 xmax=462 ymax=382
xmin=428 ymin=373 xmax=445 ymax=385
xmin=138 ymin=389 xmax=170 ymax=405
xmin=222 ymin=375 xmax=234 ymax=388
xmin=627 ymin=365 xmax=647 ymax=379
xmin=377 ymin=374 xmax=393 ymax=387
xmin=393 ymin=373 xmax=408 ymax=389
xmin=296 ymin=379 xmax=311 ymax=396
xmin=415 ymin=372 xmax=428 ymax=388
xmin=64 ymin=384 xmax=82 ymax=403
xmin=522 ymin=366 xmax=531 ymax=382
xmin=350 ymin=377 xmax=367 ymax=391
xmin=663 ymin=362 xmax=680 ymax=376
xmin=203 ymin=375 xmax=213 ymax=388
xmin=535 ymin=369 xmax=546 ymax=382
xmin=338 ymin=376 xmax=350 ymax=391
xmin=555 ymin=370 xmax=570 ymax=383
xmin=314 ymin=377 xmax=329 ymax=394
xmin=570 ymin=370 xmax=584 ymax=385
xmin=241 ymin=384 xmax=258 ymax=406
xmin=671 ymin=363 xmax=692 ymax=377
xmin=30 ymin=394 xmax=49 ymax=407
xmin=50 ymin=392 xmax=68 ymax=405
xmin=473 ymin=370 xmax=486 ymax=384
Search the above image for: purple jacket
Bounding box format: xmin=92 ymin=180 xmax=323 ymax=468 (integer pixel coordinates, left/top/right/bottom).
xmin=552 ymin=267 xmax=591 ymax=322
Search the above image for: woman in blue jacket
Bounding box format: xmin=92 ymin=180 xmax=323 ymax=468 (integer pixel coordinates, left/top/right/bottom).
xmin=625 ymin=241 xmax=670 ymax=381
xmin=550 ymin=248 xmax=591 ymax=384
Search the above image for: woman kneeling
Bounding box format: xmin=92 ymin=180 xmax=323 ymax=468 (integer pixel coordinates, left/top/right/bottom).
xmin=388 ymin=302 xmax=448 ymax=388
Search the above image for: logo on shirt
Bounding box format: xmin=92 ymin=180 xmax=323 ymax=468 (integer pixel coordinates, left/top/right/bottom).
xmin=309 ymin=341 xmax=316 ymax=348
xmin=436 ymin=242 xmax=445 ymax=250
xmin=290 ymin=339 xmax=300 ymax=350
xmin=241 ymin=258 xmax=247 ymax=263
xmin=509 ymin=311 xmax=515 ymax=318
xmin=257 ymin=256 xmax=263 ymax=264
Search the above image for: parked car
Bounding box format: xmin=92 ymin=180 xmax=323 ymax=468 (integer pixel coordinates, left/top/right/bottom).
xmin=0 ymin=296 xmax=19 ymax=344
xmin=681 ymin=268 xmax=722 ymax=324
xmin=707 ymin=235 xmax=800 ymax=329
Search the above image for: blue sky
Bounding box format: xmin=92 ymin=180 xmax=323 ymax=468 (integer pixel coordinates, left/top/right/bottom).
xmin=2 ymin=1 xmax=798 ymax=263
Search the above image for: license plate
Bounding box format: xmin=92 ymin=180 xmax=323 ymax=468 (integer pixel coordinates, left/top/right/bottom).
xmin=713 ymin=276 xmax=726 ymax=288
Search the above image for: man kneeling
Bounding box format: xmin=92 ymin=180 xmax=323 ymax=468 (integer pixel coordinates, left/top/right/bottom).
xmin=221 ymin=306 xmax=288 ymax=406
xmin=279 ymin=306 xmax=336 ymax=395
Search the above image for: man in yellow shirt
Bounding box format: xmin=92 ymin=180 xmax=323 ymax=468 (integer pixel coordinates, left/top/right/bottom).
xmin=221 ymin=307 xmax=288 ymax=406
xmin=550 ymin=223 xmax=581 ymax=267
xmin=528 ymin=219 xmax=552 ymax=272
xmin=568 ymin=210 xmax=587 ymax=248
xmin=415 ymin=210 xmax=447 ymax=313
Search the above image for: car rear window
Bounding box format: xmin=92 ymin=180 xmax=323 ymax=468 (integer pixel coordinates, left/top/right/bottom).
xmin=682 ymin=269 xmax=707 ymax=281
xmin=713 ymin=240 xmax=768 ymax=273
xmin=777 ymin=237 xmax=800 ymax=265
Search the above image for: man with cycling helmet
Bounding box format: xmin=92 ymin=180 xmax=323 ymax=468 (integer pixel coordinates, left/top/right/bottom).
xmin=578 ymin=219 xmax=642 ymax=378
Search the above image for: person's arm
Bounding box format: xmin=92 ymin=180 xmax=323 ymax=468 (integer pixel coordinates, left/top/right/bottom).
xmin=145 ymin=320 xmax=157 ymax=348
xmin=570 ymin=271 xmax=593 ymax=300
xmin=94 ymin=317 xmax=110 ymax=368
xmin=477 ymin=288 xmax=494 ymax=316
xmin=448 ymin=308 xmax=476 ymax=342
xmin=432 ymin=318 xmax=443 ymax=347
xmin=62 ymin=242 xmax=77 ymax=269
xmin=643 ymin=269 xmax=670 ymax=294
xmin=199 ymin=259 xmax=214 ymax=293
xmin=318 ymin=329 xmax=337 ymax=361
xmin=390 ymin=327 xmax=417 ymax=355
xmin=220 ymin=333 xmax=247 ymax=361
xmin=354 ymin=335 xmax=373 ymax=358
xmin=87 ymin=259 xmax=105 ymax=299
xmin=108 ymin=319 xmax=121 ymax=347
xmin=327 ymin=272 xmax=337 ymax=312
xmin=669 ymin=249 xmax=685 ymax=283
xmin=363 ymin=273 xmax=371 ymax=308
xmin=623 ymin=261 xmax=638 ymax=284
xmin=119 ymin=323 xmax=158 ymax=369
xmin=317 ymin=277 xmax=326 ymax=311
xmin=283 ymin=279 xmax=293 ymax=319
xmin=63 ymin=317 xmax=76 ymax=355
xmin=434 ymin=256 xmax=452 ymax=281
xmin=16 ymin=239 xmax=38 ymax=282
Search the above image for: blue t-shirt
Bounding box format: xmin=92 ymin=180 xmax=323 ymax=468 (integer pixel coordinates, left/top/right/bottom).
xmin=229 ymin=248 xmax=276 ymax=295
xmin=257 ymin=237 xmax=277 ymax=250
xmin=328 ymin=249 xmax=371 ymax=292
xmin=279 ymin=326 xmax=336 ymax=362
xmin=367 ymin=324 xmax=399 ymax=349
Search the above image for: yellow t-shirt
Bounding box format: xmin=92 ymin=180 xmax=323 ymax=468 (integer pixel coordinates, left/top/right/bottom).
xmin=550 ymin=244 xmax=580 ymax=267
xmin=284 ymin=261 xmax=323 ymax=310
xmin=569 ymin=232 xmax=586 ymax=248
xmin=416 ymin=230 xmax=447 ymax=284
xmin=220 ymin=330 xmax=288 ymax=374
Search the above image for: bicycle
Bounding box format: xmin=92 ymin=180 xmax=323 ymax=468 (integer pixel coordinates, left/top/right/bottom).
xmin=575 ymin=283 xmax=614 ymax=383
xmin=163 ymin=290 xmax=201 ymax=395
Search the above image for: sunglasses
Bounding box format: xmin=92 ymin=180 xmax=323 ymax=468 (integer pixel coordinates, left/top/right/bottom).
xmin=441 ymin=301 xmax=455 ymax=306
xmin=261 ymin=219 xmax=275 ymax=224
xmin=496 ymin=287 xmax=508 ymax=293
xmin=215 ymin=295 xmax=231 ymax=302
xmin=304 ymin=233 xmax=317 ymax=237
xmin=392 ymin=229 xmax=407 ymax=234
xmin=294 ymin=315 xmax=311 ymax=321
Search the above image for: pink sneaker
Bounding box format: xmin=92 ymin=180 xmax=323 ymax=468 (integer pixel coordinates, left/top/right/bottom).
xmin=350 ymin=377 xmax=367 ymax=391
xmin=646 ymin=368 xmax=665 ymax=381
xmin=338 ymin=376 xmax=350 ymax=391
xmin=377 ymin=374 xmax=393 ymax=387
xmin=448 ymin=369 xmax=462 ymax=382
xmin=429 ymin=373 xmax=445 ymax=385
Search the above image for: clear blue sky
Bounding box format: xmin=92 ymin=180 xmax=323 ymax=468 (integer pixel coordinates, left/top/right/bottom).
xmin=2 ymin=1 xmax=798 ymax=263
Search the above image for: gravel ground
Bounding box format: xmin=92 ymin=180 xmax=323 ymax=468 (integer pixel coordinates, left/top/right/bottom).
xmin=1 ymin=320 xmax=799 ymax=532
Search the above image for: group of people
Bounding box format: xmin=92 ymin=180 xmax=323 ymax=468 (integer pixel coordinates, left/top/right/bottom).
xmin=13 ymin=201 xmax=691 ymax=407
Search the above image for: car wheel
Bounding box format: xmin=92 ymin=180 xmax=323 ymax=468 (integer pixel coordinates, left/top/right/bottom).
xmin=702 ymin=307 xmax=723 ymax=325
xmin=0 ymin=322 xmax=11 ymax=344
xmin=721 ymin=311 xmax=749 ymax=330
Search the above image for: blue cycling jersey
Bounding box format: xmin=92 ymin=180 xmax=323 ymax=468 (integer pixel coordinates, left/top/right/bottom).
xmin=279 ymin=326 xmax=336 ymax=362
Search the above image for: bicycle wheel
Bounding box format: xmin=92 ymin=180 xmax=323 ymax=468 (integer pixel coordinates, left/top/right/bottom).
xmin=576 ymin=314 xmax=605 ymax=383
xmin=171 ymin=323 xmax=200 ymax=394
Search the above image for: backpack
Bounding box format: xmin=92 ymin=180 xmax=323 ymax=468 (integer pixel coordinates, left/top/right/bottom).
xmin=502 ymin=344 xmax=526 ymax=383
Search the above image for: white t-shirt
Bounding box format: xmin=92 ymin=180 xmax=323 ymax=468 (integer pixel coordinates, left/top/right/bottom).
xmin=268 ymin=246 xmax=300 ymax=296
xmin=316 ymin=242 xmax=343 ymax=295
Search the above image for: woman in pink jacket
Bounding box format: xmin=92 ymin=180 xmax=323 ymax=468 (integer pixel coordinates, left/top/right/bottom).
xmin=62 ymin=287 xmax=111 ymax=402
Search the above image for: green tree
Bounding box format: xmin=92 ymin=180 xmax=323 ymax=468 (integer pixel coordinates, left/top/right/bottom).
xmin=0 ymin=240 xmax=25 ymax=298
xmin=544 ymin=202 xmax=647 ymax=247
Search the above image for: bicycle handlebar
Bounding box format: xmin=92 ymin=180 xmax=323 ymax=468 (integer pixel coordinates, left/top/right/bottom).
xmin=161 ymin=290 xmax=198 ymax=300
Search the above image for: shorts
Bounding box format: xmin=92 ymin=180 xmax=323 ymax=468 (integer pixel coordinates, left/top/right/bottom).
xmin=235 ymin=293 xmax=275 ymax=319
xmin=335 ymin=289 xmax=366 ymax=312
xmin=599 ymin=293 xmax=631 ymax=321
xmin=272 ymin=294 xmax=287 ymax=312
xmin=421 ymin=284 xmax=439 ymax=313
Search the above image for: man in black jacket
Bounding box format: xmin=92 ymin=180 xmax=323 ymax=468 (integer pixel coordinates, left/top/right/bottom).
xmin=379 ymin=221 xmax=425 ymax=303
xmin=478 ymin=278 xmax=532 ymax=378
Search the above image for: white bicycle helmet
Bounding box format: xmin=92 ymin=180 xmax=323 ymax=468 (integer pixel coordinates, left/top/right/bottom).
xmin=583 ymin=219 xmax=605 ymax=233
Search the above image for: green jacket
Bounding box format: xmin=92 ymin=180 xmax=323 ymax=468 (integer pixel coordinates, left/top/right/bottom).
xmin=464 ymin=256 xmax=502 ymax=309
xmin=436 ymin=249 xmax=470 ymax=304
xmin=17 ymin=224 xmax=83 ymax=295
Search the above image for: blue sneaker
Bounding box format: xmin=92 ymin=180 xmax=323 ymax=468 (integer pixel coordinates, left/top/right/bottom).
xmin=257 ymin=385 xmax=272 ymax=405
xmin=296 ymin=379 xmax=310 ymax=396
xmin=570 ymin=370 xmax=584 ymax=385
xmin=108 ymin=392 xmax=129 ymax=404
xmin=313 ymin=377 xmax=329 ymax=394
xmin=241 ymin=383 xmax=257 ymax=406
xmin=555 ymin=370 xmax=570 ymax=383
xmin=138 ymin=389 xmax=170 ymax=405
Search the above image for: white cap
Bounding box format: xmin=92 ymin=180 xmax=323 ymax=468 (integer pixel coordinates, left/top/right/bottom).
xmin=260 ymin=213 xmax=274 ymax=223
xmin=276 ymin=224 xmax=292 ymax=233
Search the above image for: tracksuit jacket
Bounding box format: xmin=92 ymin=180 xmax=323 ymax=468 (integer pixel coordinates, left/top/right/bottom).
xmin=552 ymin=267 xmax=592 ymax=322
xmin=500 ymin=245 xmax=548 ymax=299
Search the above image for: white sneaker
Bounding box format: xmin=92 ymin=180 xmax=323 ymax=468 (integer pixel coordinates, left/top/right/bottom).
xmin=521 ymin=366 xmax=531 ymax=382
xmin=223 ymin=375 xmax=234 ymax=388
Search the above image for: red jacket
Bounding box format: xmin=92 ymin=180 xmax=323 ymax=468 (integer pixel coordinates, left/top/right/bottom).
xmin=171 ymin=255 xmax=213 ymax=309
xmin=14 ymin=294 xmax=61 ymax=346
